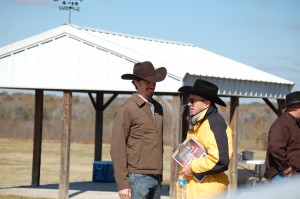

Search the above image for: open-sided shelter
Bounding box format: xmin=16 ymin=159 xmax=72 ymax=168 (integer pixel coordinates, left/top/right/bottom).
xmin=0 ymin=24 xmax=294 ymax=198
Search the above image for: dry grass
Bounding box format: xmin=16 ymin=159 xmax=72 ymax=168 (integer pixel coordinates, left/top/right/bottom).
xmin=0 ymin=138 xmax=267 ymax=199
xmin=0 ymin=93 xmax=277 ymax=150
xmin=0 ymin=138 xmax=172 ymax=189
xmin=0 ymin=195 xmax=50 ymax=199
xmin=0 ymin=138 xmax=266 ymax=188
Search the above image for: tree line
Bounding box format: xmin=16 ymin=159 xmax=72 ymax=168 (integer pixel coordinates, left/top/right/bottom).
xmin=0 ymin=92 xmax=277 ymax=150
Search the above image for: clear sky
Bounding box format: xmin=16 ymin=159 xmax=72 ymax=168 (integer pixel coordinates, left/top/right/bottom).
xmin=1 ymin=0 xmax=300 ymax=93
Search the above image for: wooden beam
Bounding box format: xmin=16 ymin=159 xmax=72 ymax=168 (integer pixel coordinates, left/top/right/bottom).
xmin=89 ymin=92 xmax=118 ymax=161
xmin=103 ymin=93 xmax=118 ymax=110
xmin=277 ymin=99 xmax=285 ymax=116
xmin=262 ymin=98 xmax=280 ymax=116
xmin=228 ymin=96 xmax=239 ymax=196
xmin=94 ymin=92 xmax=104 ymax=161
xmin=169 ymin=95 xmax=182 ymax=198
xmin=58 ymin=91 xmax=72 ymax=199
xmin=88 ymin=92 xmax=118 ymax=111
xmin=88 ymin=92 xmax=97 ymax=110
xmin=31 ymin=89 xmax=44 ymax=186
xmin=181 ymin=104 xmax=189 ymax=142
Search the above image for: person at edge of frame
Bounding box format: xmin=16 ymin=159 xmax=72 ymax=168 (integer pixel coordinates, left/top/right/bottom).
xmin=264 ymin=91 xmax=300 ymax=183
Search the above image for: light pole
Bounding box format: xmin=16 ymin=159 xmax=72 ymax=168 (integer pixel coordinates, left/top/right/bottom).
xmin=53 ymin=0 xmax=83 ymax=24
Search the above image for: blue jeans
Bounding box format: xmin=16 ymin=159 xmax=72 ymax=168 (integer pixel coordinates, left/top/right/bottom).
xmin=128 ymin=173 xmax=162 ymax=199
xmin=271 ymin=172 xmax=292 ymax=184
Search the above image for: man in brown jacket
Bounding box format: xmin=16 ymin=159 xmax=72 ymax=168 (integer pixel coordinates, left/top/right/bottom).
xmin=265 ymin=91 xmax=300 ymax=182
xmin=110 ymin=61 xmax=167 ymax=199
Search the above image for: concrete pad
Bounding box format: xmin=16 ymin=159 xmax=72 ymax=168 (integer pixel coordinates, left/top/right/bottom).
xmin=0 ymin=181 xmax=170 ymax=199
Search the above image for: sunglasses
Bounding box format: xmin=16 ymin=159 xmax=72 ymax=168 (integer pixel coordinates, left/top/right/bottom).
xmin=187 ymin=97 xmax=207 ymax=104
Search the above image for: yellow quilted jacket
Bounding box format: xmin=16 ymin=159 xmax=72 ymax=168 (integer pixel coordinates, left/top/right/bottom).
xmin=178 ymin=106 xmax=233 ymax=199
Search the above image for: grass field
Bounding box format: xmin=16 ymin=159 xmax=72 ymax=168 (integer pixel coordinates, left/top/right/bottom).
xmin=0 ymin=196 xmax=50 ymax=199
xmin=0 ymin=138 xmax=172 ymax=189
xmin=0 ymin=138 xmax=267 ymax=198
xmin=0 ymin=138 xmax=267 ymax=188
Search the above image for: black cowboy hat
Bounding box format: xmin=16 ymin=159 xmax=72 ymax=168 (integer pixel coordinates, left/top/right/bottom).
xmin=285 ymin=91 xmax=300 ymax=107
xmin=178 ymin=79 xmax=226 ymax=107
xmin=121 ymin=61 xmax=167 ymax=83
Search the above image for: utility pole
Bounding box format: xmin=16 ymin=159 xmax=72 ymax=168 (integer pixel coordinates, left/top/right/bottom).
xmin=53 ymin=0 xmax=83 ymax=24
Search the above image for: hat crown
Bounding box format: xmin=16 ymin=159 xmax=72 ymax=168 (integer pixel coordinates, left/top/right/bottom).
xmin=121 ymin=61 xmax=167 ymax=82
xmin=285 ymin=91 xmax=300 ymax=106
xmin=178 ymin=79 xmax=226 ymax=107
xmin=133 ymin=61 xmax=156 ymax=77
xmin=193 ymin=79 xmax=218 ymax=95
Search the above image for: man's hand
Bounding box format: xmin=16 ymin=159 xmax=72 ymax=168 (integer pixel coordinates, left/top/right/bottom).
xmin=118 ymin=188 xmax=131 ymax=199
xmin=179 ymin=164 xmax=193 ymax=177
xmin=283 ymin=166 xmax=293 ymax=176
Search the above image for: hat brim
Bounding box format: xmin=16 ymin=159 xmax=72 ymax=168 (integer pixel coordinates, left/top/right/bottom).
xmin=121 ymin=67 xmax=167 ymax=83
xmin=285 ymin=100 xmax=300 ymax=107
xmin=178 ymin=86 xmax=226 ymax=107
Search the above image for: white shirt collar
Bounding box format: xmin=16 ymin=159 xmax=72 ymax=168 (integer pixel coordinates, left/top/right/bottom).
xmin=137 ymin=93 xmax=151 ymax=104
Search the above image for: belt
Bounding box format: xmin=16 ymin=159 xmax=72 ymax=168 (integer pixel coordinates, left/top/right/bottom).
xmin=129 ymin=173 xmax=162 ymax=180
xmin=146 ymin=174 xmax=162 ymax=180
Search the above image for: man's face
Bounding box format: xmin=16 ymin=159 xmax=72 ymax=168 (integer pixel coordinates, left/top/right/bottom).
xmin=135 ymin=79 xmax=156 ymax=100
xmin=292 ymin=103 xmax=300 ymax=118
xmin=187 ymin=94 xmax=210 ymax=116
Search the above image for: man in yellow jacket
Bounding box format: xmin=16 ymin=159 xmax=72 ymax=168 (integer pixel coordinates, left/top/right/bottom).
xmin=178 ymin=79 xmax=233 ymax=199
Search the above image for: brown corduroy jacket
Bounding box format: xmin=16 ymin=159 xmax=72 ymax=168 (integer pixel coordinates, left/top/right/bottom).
xmin=110 ymin=93 xmax=164 ymax=191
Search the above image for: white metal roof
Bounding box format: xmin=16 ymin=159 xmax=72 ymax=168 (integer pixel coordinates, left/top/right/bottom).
xmin=0 ymin=24 xmax=294 ymax=98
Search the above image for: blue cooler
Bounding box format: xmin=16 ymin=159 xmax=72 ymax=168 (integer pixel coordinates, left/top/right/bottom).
xmin=92 ymin=161 xmax=115 ymax=182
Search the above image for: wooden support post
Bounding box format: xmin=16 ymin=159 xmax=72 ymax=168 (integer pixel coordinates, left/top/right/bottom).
xmin=31 ymin=89 xmax=44 ymax=186
xmin=228 ymin=96 xmax=239 ymax=196
xmin=89 ymin=92 xmax=117 ymax=161
xmin=181 ymin=103 xmax=189 ymax=142
xmin=58 ymin=91 xmax=72 ymax=199
xmin=94 ymin=92 xmax=103 ymax=161
xmin=169 ymin=95 xmax=182 ymax=198
xmin=277 ymin=99 xmax=285 ymax=116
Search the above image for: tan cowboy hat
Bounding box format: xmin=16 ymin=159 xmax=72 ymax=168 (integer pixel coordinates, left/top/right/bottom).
xmin=121 ymin=61 xmax=167 ymax=82
xmin=178 ymin=79 xmax=226 ymax=107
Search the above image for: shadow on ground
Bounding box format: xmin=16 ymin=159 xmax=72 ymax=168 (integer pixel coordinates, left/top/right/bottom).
xmin=13 ymin=181 xmax=170 ymax=198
